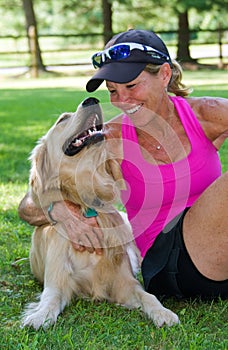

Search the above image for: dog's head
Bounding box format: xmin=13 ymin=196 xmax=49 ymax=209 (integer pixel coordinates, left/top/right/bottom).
xmin=29 ymin=97 xmax=122 ymax=211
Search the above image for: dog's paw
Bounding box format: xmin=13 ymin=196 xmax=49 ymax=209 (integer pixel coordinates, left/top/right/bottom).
xmin=21 ymin=302 xmax=58 ymax=330
xmin=151 ymin=307 xmax=180 ymax=327
xmin=22 ymin=315 xmax=55 ymax=330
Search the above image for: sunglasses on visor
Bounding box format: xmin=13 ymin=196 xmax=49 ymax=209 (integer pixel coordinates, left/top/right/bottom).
xmin=92 ymin=42 xmax=170 ymax=69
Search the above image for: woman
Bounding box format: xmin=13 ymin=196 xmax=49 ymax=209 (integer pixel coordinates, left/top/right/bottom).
xmin=19 ymin=29 xmax=228 ymax=299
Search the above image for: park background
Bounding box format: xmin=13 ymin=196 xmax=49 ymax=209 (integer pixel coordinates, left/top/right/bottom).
xmin=0 ymin=1 xmax=228 ymax=349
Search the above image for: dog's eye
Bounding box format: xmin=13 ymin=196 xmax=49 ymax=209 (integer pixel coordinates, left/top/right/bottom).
xmin=56 ymin=113 xmax=71 ymax=125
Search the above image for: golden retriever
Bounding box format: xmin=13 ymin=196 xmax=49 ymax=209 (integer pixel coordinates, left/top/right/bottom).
xmin=21 ymin=97 xmax=179 ymax=329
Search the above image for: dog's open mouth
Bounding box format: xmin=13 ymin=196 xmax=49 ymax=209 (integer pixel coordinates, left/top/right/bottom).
xmin=63 ymin=98 xmax=104 ymax=157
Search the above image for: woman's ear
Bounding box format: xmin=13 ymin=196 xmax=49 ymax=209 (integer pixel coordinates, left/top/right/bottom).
xmin=159 ymin=63 xmax=172 ymax=87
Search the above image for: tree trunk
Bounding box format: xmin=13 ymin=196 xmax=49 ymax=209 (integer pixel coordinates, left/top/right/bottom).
xmin=102 ymin=0 xmax=113 ymax=44
xmin=22 ymin=0 xmax=45 ymax=73
xmin=176 ymin=10 xmax=194 ymax=62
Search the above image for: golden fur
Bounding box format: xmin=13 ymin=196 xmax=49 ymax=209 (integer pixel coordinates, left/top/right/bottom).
xmin=21 ymin=98 xmax=179 ymax=329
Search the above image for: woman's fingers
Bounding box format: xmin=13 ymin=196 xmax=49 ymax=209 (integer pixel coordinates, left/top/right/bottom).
xmin=65 ymin=214 xmax=103 ymax=254
xmin=52 ymin=201 xmax=104 ymax=254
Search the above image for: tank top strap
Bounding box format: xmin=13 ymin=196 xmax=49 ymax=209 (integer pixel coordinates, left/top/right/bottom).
xmin=169 ymin=96 xmax=211 ymax=147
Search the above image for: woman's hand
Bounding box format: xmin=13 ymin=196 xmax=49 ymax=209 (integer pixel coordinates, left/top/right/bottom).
xmin=18 ymin=193 xmax=103 ymax=255
xmin=51 ymin=200 xmax=103 ymax=255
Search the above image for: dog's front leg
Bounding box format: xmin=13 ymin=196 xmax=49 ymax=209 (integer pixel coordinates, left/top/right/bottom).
xmin=128 ymin=283 xmax=179 ymax=327
xmin=21 ymin=286 xmax=67 ymax=330
xmin=22 ymin=227 xmax=74 ymax=330
xmin=112 ymin=259 xmax=179 ymax=327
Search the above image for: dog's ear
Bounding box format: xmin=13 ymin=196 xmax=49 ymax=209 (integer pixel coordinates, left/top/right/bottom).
xmin=29 ymin=138 xmax=60 ymax=205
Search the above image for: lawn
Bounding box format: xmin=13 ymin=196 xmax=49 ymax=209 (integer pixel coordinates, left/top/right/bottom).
xmin=0 ymin=69 xmax=227 ymax=349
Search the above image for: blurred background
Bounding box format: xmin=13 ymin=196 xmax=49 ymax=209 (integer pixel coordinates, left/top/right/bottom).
xmin=0 ymin=0 xmax=227 ymax=78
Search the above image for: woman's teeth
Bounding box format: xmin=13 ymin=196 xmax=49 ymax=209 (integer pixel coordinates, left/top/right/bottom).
xmin=126 ymin=104 xmax=142 ymax=115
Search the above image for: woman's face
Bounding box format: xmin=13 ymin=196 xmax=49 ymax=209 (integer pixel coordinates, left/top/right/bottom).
xmin=106 ymin=64 xmax=171 ymax=127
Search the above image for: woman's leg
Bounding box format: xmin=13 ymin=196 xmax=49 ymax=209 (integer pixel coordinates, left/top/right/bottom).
xmin=183 ymin=172 xmax=228 ymax=281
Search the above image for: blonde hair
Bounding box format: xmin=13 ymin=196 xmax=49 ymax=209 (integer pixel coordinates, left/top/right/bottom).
xmin=144 ymin=60 xmax=193 ymax=97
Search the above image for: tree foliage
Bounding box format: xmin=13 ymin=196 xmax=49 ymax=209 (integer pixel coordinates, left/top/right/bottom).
xmin=0 ymin=0 xmax=227 ymax=63
xmin=1 ymin=0 xmax=227 ymax=36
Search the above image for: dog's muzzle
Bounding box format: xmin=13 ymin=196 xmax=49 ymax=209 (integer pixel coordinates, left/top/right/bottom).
xmin=63 ymin=97 xmax=104 ymax=157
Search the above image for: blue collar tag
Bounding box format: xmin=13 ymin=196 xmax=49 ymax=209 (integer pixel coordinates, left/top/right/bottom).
xmin=84 ymin=208 xmax=98 ymax=218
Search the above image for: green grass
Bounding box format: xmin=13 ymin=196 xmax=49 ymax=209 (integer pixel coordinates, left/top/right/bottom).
xmin=0 ymin=70 xmax=227 ymax=349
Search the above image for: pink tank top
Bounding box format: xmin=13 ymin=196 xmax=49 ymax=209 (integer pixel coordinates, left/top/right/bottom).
xmin=121 ymin=96 xmax=221 ymax=257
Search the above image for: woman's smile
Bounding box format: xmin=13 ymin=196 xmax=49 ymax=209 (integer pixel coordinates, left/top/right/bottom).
xmin=125 ymin=103 xmax=143 ymax=115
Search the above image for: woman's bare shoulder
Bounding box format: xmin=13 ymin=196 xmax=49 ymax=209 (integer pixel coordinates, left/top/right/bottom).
xmin=187 ymin=96 xmax=228 ymax=144
xmin=187 ymin=96 xmax=228 ymax=122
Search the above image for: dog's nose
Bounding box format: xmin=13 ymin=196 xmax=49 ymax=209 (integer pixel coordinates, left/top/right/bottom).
xmin=82 ymin=97 xmax=100 ymax=107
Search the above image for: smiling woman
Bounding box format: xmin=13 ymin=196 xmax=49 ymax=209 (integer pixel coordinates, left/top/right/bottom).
xmin=85 ymin=29 xmax=228 ymax=299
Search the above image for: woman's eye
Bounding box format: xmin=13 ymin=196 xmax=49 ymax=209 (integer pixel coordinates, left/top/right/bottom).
xmin=126 ymin=84 xmax=136 ymax=89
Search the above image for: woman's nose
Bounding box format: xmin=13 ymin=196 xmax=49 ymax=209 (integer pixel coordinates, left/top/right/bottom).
xmin=119 ymin=95 xmax=130 ymax=103
xmin=115 ymin=89 xmax=131 ymax=103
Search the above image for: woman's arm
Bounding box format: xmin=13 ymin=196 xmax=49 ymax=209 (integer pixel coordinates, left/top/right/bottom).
xmin=18 ymin=192 xmax=49 ymax=226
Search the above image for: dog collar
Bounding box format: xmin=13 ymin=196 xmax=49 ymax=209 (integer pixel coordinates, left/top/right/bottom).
xmin=83 ymin=208 xmax=98 ymax=218
xmin=47 ymin=202 xmax=57 ymax=225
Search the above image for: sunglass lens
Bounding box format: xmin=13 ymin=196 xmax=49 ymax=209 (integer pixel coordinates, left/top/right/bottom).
xmin=92 ymin=53 xmax=102 ymax=68
xmin=109 ymin=45 xmax=130 ymax=60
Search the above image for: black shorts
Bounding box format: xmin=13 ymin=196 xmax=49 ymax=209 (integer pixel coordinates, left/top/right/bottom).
xmin=142 ymin=208 xmax=228 ymax=300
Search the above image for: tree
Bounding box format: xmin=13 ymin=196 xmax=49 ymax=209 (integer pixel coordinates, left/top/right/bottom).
xmin=174 ymin=0 xmax=228 ymax=62
xmin=176 ymin=10 xmax=192 ymax=62
xmin=21 ymin=0 xmax=45 ymax=74
xmin=102 ymin=0 xmax=113 ymax=43
xmin=1 ymin=0 xmax=227 ymax=64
